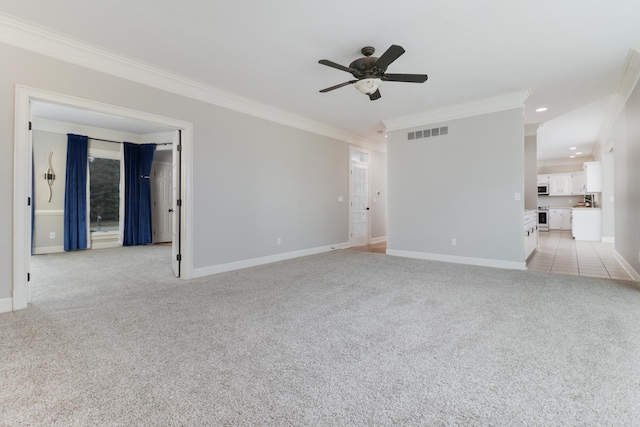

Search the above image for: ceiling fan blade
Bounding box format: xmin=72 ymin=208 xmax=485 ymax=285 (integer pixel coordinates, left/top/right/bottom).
xmin=374 ymin=45 xmax=405 ymax=70
xmin=383 ymin=73 xmax=428 ymax=83
xmin=319 ymin=80 xmax=358 ymax=93
xmin=318 ymin=59 xmax=357 ymax=74
xmin=369 ymin=89 xmax=381 ymax=101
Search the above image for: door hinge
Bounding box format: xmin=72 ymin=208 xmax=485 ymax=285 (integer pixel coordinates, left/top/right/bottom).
xmin=27 ymin=197 xmax=31 ymax=206
xmin=177 ymin=145 xmax=182 ymax=152
xmin=176 ymin=254 xmax=182 ymax=261
xmin=177 ymin=199 xmax=182 ymax=207
xmin=28 ymin=121 xmax=32 ymax=131
xmin=27 ymin=272 xmax=30 ymax=282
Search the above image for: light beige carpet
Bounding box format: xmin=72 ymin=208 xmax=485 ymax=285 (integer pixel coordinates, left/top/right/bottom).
xmin=1 ymin=245 xmax=640 ymax=425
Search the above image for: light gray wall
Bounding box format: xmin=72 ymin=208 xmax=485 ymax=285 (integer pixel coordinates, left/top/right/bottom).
xmin=387 ymin=108 xmax=525 ymax=263
xmin=612 ymin=81 xmax=640 ymax=272
xmin=0 ymin=42 xmax=351 ymax=301
xmin=524 ymin=135 xmax=538 ymax=210
xmin=601 ymin=150 xmax=615 ymax=241
xmin=369 ymin=150 xmax=387 ymax=240
xmin=32 ymin=130 xmax=67 ymax=251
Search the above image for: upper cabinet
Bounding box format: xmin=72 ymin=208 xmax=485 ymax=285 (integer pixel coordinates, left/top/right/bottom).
xmin=583 ymin=161 xmax=602 ymax=193
xmin=571 ymin=171 xmax=585 ymax=195
xmin=548 ymin=174 xmax=572 ymax=196
xmin=538 ymin=161 xmax=602 ymax=197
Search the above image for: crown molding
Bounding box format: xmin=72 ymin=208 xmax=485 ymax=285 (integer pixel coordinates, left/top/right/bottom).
xmin=0 ymin=12 xmax=375 ymax=147
xmin=383 ymin=90 xmax=531 ymax=131
xmin=596 ymin=48 xmax=640 ymax=154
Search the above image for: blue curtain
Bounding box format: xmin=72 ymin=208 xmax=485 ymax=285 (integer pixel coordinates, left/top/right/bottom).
xmin=123 ymin=142 xmax=156 ymax=246
xmin=64 ymin=134 xmax=88 ymax=251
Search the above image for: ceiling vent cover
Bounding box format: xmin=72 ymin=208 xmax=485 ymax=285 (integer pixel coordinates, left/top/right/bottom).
xmin=407 ymin=126 xmax=449 ymax=140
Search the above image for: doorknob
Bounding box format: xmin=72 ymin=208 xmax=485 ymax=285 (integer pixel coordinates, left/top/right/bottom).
xmin=366 ymin=207 xmax=370 ymax=210
xmin=168 ymin=209 xmax=174 ymax=213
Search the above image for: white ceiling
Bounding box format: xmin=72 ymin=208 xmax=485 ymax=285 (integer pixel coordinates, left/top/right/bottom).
xmin=5 ymin=0 xmax=640 ymax=160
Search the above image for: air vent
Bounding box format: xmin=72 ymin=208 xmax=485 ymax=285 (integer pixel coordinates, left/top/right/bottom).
xmin=408 ymin=126 xmax=449 ymax=140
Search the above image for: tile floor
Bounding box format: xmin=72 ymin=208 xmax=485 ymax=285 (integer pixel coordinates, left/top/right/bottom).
xmin=527 ymin=231 xmax=634 ymax=281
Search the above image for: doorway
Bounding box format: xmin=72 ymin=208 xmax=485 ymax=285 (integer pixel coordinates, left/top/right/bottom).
xmin=349 ymin=148 xmax=370 ymax=247
xmin=13 ymin=85 xmax=193 ymax=311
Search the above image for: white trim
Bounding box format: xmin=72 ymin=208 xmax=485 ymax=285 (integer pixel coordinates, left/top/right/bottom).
xmin=34 ymin=209 xmax=64 ymax=216
xmin=602 ymin=236 xmax=615 ymax=244
xmin=383 ymin=90 xmax=531 ymax=131
xmin=0 ymin=12 xmax=378 ymax=149
xmin=0 ymin=298 xmax=12 ymax=314
xmin=192 ymin=242 xmax=350 ymax=278
xmin=32 ymin=246 xmax=64 ymax=255
xmin=613 ymin=250 xmax=640 ymax=282
xmin=596 ymin=49 xmax=640 ymax=154
xmin=524 ymin=123 xmax=541 ymax=137
xmin=14 ymin=85 xmax=195 ymax=311
xmin=386 ymin=249 xmax=527 ymax=271
xmin=139 ymin=131 xmax=175 ymax=144
xmin=370 ymin=236 xmax=387 ymax=244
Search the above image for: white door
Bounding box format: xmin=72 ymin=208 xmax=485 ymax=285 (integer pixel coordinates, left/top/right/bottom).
xmin=151 ymin=163 xmax=172 ymax=243
xmin=350 ymin=162 xmax=369 ymax=247
xmin=171 ymin=131 xmax=181 ymax=277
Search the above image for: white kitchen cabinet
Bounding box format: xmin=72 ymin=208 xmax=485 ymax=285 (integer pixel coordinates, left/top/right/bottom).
xmin=583 ymin=161 xmax=602 ymax=192
xmin=524 ymin=210 xmax=538 ymax=260
xmin=549 ymin=208 xmax=571 ymax=230
xmin=537 ymin=175 xmax=550 ymax=184
xmin=548 ymin=174 xmax=572 ymax=196
xmin=562 ymin=209 xmax=572 ymax=230
xmin=572 ymin=208 xmax=602 ymax=241
xmin=571 ymin=171 xmax=585 ymax=195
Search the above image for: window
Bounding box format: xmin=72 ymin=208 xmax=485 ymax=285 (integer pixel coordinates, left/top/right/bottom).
xmin=89 ymin=156 xmax=120 ymax=232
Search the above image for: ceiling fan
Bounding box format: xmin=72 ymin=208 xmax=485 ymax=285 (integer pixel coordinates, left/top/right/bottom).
xmin=318 ymin=45 xmax=428 ymax=101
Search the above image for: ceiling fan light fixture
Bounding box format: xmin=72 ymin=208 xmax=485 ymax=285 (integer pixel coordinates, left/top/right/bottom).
xmin=354 ymin=78 xmax=382 ymax=95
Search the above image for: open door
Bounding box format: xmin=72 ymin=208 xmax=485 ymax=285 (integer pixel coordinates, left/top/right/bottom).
xmin=171 ymin=130 xmax=182 ymax=277
xmin=349 ymin=148 xmax=370 ymax=247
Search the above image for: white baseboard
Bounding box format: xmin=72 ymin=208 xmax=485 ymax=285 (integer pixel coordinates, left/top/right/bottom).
xmin=613 ymin=250 xmax=640 ymax=281
xmin=32 ymin=246 xmax=65 ymax=255
xmin=192 ymin=242 xmax=350 ymax=278
xmin=370 ymin=236 xmax=387 ymax=244
xmin=386 ymin=249 xmax=527 ymax=270
xmin=0 ymin=298 xmax=12 ymax=313
xmin=602 ymin=236 xmax=615 ymax=243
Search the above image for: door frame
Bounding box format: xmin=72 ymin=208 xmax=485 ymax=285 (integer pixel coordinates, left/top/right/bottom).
xmin=348 ymin=147 xmax=371 ymax=247
xmin=13 ymin=85 xmax=194 ymax=311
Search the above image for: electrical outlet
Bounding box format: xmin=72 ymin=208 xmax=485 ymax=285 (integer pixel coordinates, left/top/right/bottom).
xmin=49 ymin=232 xmax=55 ymax=239
xmin=277 ymin=237 xmax=282 ymax=246
xmin=451 ymin=238 xmax=457 ymax=246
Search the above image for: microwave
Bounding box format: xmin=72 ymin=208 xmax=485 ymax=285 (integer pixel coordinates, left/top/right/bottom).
xmin=537 ymin=184 xmax=549 ymax=195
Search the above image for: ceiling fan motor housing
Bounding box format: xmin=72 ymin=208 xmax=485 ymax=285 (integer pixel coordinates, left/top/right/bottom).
xmin=349 ymin=57 xmax=384 ymax=79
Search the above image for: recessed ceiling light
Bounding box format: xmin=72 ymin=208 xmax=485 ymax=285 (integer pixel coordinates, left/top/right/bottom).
xmin=569 ymin=147 xmax=577 ymax=150
xmin=575 ymin=152 xmax=582 ymax=155
xmin=569 ymin=155 xmax=576 ymax=158
xmin=536 ymin=107 xmax=548 ymax=112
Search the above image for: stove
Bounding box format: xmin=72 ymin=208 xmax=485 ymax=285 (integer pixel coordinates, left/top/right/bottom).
xmin=538 ymin=206 xmax=549 ymax=232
